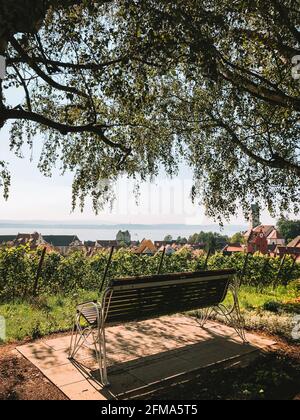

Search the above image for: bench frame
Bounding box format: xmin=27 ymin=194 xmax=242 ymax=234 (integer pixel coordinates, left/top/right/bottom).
xmin=69 ymin=272 xmax=247 ymax=387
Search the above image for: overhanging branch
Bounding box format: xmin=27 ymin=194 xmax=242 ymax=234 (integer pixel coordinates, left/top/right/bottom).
xmin=212 ymin=115 xmax=300 ymax=176
xmin=1 ymin=107 xmax=131 ymax=154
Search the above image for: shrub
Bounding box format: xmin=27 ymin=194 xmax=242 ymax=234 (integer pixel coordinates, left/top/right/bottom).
xmin=0 ymin=246 xmax=299 ymax=303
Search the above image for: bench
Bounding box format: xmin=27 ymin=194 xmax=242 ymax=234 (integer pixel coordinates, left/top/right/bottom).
xmin=69 ymin=269 xmax=246 ymax=386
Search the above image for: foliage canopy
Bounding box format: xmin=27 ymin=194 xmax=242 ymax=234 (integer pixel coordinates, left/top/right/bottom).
xmin=0 ymin=1 xmax=299 ymax=219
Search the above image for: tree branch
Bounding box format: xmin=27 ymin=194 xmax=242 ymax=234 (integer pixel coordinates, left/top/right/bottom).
xmin=9 ymin=36 xmax=89 ymax=99
xmin=7 ymin=55 xmax=128 ymax=71
xmin=218 ymin=65 xmax=300 ymax=112
xmin=211 ymin=115 xmax=300 ymax=176
xmin=1 ymin=107 xmax=131 ymax=154
xmin=11 ymin=64 xmax=32 ymax=112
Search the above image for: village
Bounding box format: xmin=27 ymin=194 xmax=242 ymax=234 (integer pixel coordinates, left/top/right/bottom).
xmin=1 ymin=211 xmax=299 ymax=263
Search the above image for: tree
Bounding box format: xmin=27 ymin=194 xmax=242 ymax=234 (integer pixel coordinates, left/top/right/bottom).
xmin=1 ymin=0 xmax=172 ymax=211
xmin=119 ymin=0 xmax=300 ymax=219
xmin=176 ymin=236 xmax=187 ymax=244
xmin=187 ymin=231 xmax=228 ymax=251
xmin=188 ymin=233 xmax=199 ymax=245
xmin=0 ymin=1 xmax=299 ymax=219
xmin=230 ymin=232 xmax=245 ymax=244
xmin=277 ymin=217 xmax=300 ymax=243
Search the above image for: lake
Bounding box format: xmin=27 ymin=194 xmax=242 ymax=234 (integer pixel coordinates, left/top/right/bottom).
xmin=0 ymin=222 xmax=247 ymax=242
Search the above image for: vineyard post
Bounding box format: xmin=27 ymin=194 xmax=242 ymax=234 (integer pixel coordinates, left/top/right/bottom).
xmin=33 ymin=247 xmax=47 ymax=297
xmin=239 ymin=252 xmax=250 ymax=286
xmin=273 ymin=254 xmax=286 ymax=290
xmin=204 ymin=248 xmax=211 ymax=270
xmin=284 ymin=255 xmax=297 ymax=287
xmin=100 ymin=247 xmax=114 ymax=293
xmin=157 ymin=247 xmax=166 ymax=275
xmin=256 ymin=257 xmax=271 ymax=292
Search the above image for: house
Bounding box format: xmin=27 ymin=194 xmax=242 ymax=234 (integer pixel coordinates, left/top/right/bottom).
xmin=273 ymin=245 xmax=300 ymax=262
xmin=243 ymin=205 xmax=286 ymax=254
xmin=116 ymin=230 xmax=131 ymax=246
xmin=164 ymin=244 xmax=175 ymax=256
xmin=287 ymin=236 xmax=300 ymax=248
xmin=154 ymin=240 xmax=175 ymax=248
xmin=135 ymin=239 xmax=158 ymax=255
xmin=245 ymin=227 xmax=269 ymax=254
xmin=265 ymin=228 xmax=285 ymax=246
xmin=43 ymin=235 xmax=83 ymax=255
xmin=0 ymin=235 xmax=16 ymax=247
xmin=14 ymin=232 xmax=46 ymax=249
xmin=84 ymin=241 xmax=97 ymax=249
xmin=244 ymin=225 xmax=285 ymax=254
xmin=223 ymin=243 xmax=245 ymax=255
xmin=95 ymin=240 xmax=119 ymax=249
xmin=271 ymin=236 xmax=300 ymax=263
xmin=142 ymin=247 xmax=156 ymax=256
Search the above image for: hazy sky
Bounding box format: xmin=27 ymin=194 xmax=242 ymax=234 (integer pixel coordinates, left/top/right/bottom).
xmin=0 ymin=87 xmax=282 ymax=226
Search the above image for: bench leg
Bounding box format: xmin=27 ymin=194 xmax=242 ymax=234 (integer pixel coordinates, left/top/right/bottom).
xmin=100 ymin=326 xmax=109 ymax=387
xmin=215 ymin=284 xmax=248 ymax=344
xmin=69 ymin=313 xmax=85 ymax=359
xmin=196 ymin=307 xmax=213 ymax=328
xmin=68 ymin=308 xmax=110 ymax=388
xmin=94 ymin=324 xmax=110 ymax=387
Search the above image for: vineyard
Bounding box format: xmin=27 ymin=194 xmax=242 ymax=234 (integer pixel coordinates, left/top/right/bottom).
xmin=0 ymin=246 xmax=299 ymax=303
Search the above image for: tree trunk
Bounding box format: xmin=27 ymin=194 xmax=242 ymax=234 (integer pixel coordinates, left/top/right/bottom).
xmin=0 ymin=1 xmax=47 ymax=39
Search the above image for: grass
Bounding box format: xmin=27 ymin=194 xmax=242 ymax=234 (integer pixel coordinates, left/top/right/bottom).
xmin=0 ymin=284 xmax=299 ymax=343
xmin=221 ymin=284 xmax=300 ymax=340
xmin=0 ymin=290 xmax=97 ymax=343
xmin=237 ymin=285 xmax=300 ymax=312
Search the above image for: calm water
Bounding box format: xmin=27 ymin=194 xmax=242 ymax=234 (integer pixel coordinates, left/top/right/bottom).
xmin=0 ymin=223 xmax=246 ymax=242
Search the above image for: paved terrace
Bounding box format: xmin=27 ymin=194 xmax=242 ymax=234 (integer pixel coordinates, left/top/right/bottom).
xmin=17 ymin=315 xmax=276 ymax=400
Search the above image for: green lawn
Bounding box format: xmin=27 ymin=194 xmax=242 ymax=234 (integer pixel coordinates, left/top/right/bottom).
xmin=0 ymin=291 xmax=97 ymax=343
xmin=222 ymin=284 xmax=300 ymax=340
xmin=0 ymin=284 xmax=299 ymax=343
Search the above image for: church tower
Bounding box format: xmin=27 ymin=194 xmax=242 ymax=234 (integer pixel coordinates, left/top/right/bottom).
xmin=250 ymin=204 xmax=261 ymax=229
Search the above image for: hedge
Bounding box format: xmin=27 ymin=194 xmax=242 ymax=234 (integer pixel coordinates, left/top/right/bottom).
xmin=0 ymin=246 xmax=299 ymax=302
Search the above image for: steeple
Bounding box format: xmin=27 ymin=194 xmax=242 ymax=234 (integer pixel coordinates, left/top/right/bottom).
xmin=250 ymin=204 xmax=260 ymax=229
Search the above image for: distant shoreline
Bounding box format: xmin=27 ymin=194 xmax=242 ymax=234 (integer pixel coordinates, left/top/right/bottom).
xmin=0 ymin=221 xmax=247 ymax=241
xmin=0 ymin=221 xmax=247 ymax=231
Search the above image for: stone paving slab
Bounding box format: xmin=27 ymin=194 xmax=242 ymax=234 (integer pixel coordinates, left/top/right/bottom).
xmin=17 ymin=315 xmax=276 ymax=400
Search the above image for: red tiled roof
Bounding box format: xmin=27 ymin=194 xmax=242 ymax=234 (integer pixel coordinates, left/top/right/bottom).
xmin=287 ymin=236 xmax=300 ymax=248
xmin=267 ymin=229 xmax=283 ymax=240
xmin=223 ymin=244 xmax=245 ymax=253
xmin=227 ymin=246 xmax=244 ymax=252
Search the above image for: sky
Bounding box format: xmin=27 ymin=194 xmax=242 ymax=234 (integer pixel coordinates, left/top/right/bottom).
xmin=0 ymin=87 xmax=284 ymax=226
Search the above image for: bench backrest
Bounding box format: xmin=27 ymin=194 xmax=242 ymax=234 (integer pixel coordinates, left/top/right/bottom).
xmin=103 ymin=269 xmax=236 ymax=325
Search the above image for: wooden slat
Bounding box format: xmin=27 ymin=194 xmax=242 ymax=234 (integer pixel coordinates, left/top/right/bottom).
xmin=106 ymin=290 xmax=224 ymax=312
xmin=111 ymin=269 xmax=236 ymax=287
xmin=107 ymin=279 xmax=227 ymax=301
xmin=107 ymin=281 xmax=227 ymax=304
xmin=112 ymin=274 xmax=233 ymax=291
xmin=105 ymin=292 xmax=226 ymax=318
xmin=106 ymin=298 xmax=220 ymax=323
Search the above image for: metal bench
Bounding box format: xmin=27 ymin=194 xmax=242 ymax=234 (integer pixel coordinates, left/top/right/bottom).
xmin=69 ymin=269 xmax=246 ymax=386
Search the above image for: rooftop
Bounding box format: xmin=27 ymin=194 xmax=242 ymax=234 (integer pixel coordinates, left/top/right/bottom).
xmin=287 ymin=236 xmax=300 ymax=248
xmin=43 ymin=235 xmax=81 ymax=247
